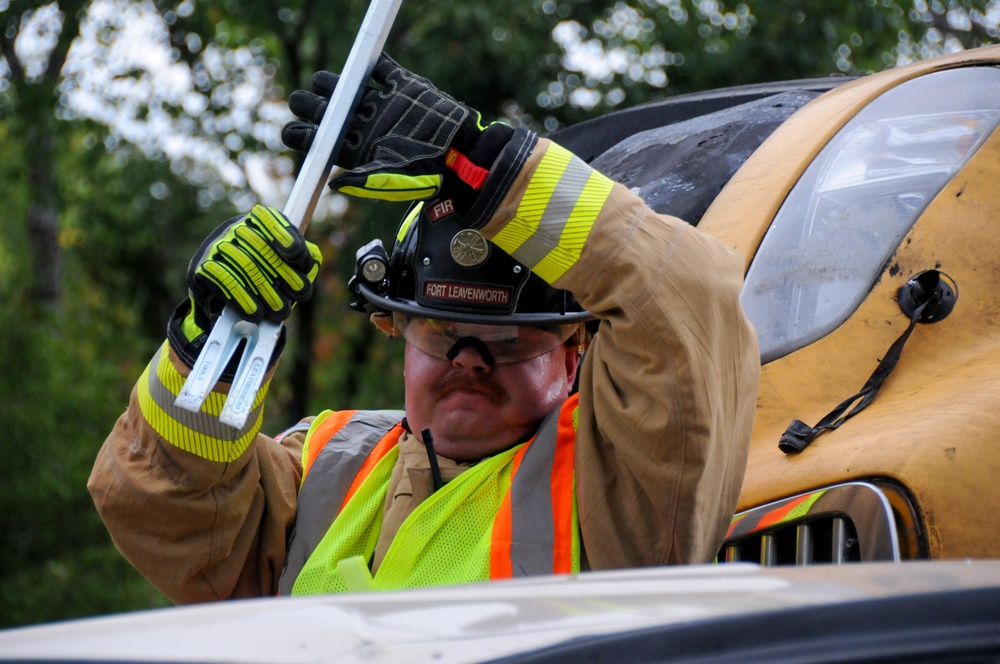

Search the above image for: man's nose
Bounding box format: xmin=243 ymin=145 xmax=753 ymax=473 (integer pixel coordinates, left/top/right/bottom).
xmin=447 ymin=337 xmax=495 ymax=371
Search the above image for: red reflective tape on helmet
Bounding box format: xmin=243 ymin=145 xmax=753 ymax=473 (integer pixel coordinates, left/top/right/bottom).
xmin=446 ymin=148 xmax=489 ymax=190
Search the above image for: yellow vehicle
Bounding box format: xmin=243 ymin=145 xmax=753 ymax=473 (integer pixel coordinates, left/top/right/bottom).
xmin=561 ymin=44 xmax=1000 ymax=565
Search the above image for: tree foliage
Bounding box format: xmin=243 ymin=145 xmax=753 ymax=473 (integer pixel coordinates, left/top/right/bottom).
xmin=1 ymin=0 xmax=998 ymax=627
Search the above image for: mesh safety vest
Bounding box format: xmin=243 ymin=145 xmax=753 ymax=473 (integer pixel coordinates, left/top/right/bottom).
xmin=277 ymin=394 xmax=581 ymax=594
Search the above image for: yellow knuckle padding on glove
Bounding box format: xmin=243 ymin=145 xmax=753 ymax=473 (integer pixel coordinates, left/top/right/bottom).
xmin=217 ymin=240 xmax=284 ymax=316
xmin=306 ymin=245 xmax=322 ymax=281
xmin=200 ymin=258 xmax=260 ymax=319
xmin=233 ymin=225 xmax=308 ymax=295
xmin=248 ymin=205 xmax=297 ymax=249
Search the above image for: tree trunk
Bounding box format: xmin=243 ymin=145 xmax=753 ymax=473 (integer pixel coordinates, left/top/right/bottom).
xmin=2 ymin=5 xmax=82 ymax=308
xmin=26 ymin=124 xmax=61 ymax=305
xmin=289 ymin=295 xmax=315 ymax=419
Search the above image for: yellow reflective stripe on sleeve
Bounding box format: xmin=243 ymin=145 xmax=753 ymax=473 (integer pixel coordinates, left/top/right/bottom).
xmin=492 ymin=142 xmax=613 ymax=284
xmin=136 ymin=341 xmax=266 ymax=462
xmin=492 ymin=144 xmax=573 ymax=253
xmin=532 ymin=169 xmax=614 ymax=283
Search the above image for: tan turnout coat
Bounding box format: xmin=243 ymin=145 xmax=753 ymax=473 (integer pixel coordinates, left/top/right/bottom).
xmin=89 ymin=138 xmax=760 ymax=604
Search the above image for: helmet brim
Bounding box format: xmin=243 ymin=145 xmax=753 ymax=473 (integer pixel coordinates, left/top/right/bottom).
xmin=357 ymin=282 xmax=594 ymax=326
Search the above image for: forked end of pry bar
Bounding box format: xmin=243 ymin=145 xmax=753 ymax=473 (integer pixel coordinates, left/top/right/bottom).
xmin=218 ymin=318 xmax=282 ymax=429
xmin=173 ymin=308 xmax=282 ymax=430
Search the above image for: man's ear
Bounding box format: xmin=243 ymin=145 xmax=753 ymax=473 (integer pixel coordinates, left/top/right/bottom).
xmin=564 ymin=343 xmax=581 ymax=394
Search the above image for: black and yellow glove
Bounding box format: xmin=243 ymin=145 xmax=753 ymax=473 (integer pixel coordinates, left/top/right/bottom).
xmin=170 ymin=205 xmax=322 ymax=363
xmin=281 ymin=53 xmax=537 ymax=227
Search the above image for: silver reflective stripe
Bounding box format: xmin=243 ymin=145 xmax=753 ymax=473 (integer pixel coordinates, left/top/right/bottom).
xmin=508 ymin=405 xmax=562 ymax=576
xmin=147 ymin=346 xmax=263 ymax=441
xmin=509 ymin=156 xmax=596 ymax=270
xmin=146 ymin=345 xmax=261 ymax=440
xmin=278 ymin=410 xmax=402 ymax=595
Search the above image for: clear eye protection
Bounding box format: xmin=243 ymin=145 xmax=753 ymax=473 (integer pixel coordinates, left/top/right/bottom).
xmin=392 ymin=312 xmax=578 ymax=365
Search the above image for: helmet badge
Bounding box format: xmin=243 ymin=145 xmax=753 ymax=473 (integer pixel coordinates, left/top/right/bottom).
xmin=450 ymin=229 xmax=490 ymax=267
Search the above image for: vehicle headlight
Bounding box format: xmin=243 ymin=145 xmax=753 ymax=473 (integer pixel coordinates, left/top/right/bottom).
xmin=741 ymin=66 xmax=1000 ymax=364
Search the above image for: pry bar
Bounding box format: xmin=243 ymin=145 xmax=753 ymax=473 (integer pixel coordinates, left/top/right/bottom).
xmin=173 ymin=0 xmax=404 ymax=429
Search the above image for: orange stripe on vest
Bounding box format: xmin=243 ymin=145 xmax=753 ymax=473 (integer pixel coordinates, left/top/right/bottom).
xmin=551 ymin=395 xmax=578 ymax=574
xmin=490 ymin=394 xmax=578 ymax=579
xmin=340 ymin=423 xmax=406 ymax=512
xmin=489 ymin=444 xmax=527 ymax=579
xmin=302 ymin=410 xmax=358 ymax=482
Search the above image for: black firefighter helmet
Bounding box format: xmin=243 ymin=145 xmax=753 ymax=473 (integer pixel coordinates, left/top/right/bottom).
xmin=349 ymin=202 xmax=593 ymax=328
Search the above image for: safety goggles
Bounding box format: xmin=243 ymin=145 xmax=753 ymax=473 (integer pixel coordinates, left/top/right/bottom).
xmin=392 ymin=312 xmax=578 ymax=365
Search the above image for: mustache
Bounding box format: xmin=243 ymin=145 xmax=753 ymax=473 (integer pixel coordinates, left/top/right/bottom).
xmin=432 ymin=372 xmax=507 ymax=404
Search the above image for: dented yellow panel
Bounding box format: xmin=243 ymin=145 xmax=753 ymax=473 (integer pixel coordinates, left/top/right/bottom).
xmin=700 ymin=44 xmax=1000 ymax=560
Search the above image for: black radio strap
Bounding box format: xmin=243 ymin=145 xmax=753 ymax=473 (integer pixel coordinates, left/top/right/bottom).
xmin=777 ymin=268 xmax=957 ymax=455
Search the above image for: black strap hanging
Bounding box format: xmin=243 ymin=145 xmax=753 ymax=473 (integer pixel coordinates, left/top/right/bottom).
xmin=421 ymin=428 xmax=445 ymax=492
xmin=778 ymin=270 xmax=957 ymax=454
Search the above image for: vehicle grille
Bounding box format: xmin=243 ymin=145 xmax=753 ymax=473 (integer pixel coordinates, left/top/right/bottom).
xmin=722 ymin=515 xmax=862 ymax=564
xmin=719 ymin=481 xmax=921 ymax=565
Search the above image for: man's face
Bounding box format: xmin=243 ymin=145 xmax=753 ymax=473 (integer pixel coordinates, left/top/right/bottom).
xmin=403 ymin=330 xmax=580 ymax=462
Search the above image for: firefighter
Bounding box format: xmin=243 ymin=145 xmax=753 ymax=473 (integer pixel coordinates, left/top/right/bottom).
xmin=88 ymin=54 xmax=760 ymax=602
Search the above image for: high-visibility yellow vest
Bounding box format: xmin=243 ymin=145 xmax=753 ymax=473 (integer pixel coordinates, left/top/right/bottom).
xmin=278 ymin=394 xmax=581 ymax=594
